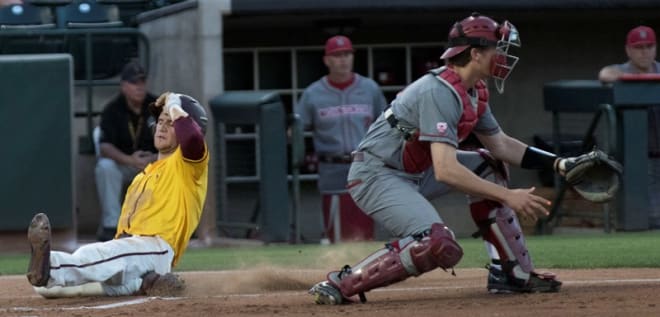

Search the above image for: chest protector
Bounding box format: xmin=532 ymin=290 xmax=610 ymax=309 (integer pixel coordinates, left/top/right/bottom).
xmin=401 ymin=67 xmax=489 ymax=173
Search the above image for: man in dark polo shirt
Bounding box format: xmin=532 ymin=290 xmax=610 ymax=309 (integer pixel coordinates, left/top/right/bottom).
xmin=95 ymin=61 xmax=157 ymax=241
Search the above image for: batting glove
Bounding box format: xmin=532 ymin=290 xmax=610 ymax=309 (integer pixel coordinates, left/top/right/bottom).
xmin=164 ymin=93 xmax=189 ymax=121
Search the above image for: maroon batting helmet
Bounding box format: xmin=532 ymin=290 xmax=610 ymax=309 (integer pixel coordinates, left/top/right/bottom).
xmin=441 ymin=13 xmax=521 ymax=93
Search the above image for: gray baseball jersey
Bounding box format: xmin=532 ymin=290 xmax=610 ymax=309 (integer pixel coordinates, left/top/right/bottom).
xmin=614 ymin=60 xmax=660 ymax=74
xmin=347 ymin=67 xmax=501 ymax=236
xmin=295 ymin=73 xmax=387 ymax=192
xmin=356 ymin=67 xmax=500 ymax=171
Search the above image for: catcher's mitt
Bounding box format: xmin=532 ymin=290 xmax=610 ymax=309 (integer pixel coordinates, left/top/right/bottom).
xmin=558 ymin=149 xmax=623 ymax=203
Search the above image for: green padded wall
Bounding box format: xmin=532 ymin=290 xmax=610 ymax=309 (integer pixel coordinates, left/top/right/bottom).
xmin=0 ymin=54 xmax=74 ymax=230
xmin=210 ymin=92 xmax=291 ymax=242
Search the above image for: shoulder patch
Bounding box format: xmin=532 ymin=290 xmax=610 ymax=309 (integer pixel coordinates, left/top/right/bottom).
xmin=436 ymin=122 xmax=448 ymax=135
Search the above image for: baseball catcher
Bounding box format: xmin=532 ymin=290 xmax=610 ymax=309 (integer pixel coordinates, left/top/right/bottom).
xmin=555 ymin=149 xmax=623 ymax=203
xmin=309 ymin=13 xmax=621 ymax=305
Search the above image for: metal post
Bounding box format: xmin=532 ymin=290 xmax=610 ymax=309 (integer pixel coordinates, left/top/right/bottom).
xmin=331 ymin=194 xmax=341 ymax=243
xmin=217 ymin=122 xmax=229 ymax=225
xmin=85 ymin=32 xmax=94 ymax=152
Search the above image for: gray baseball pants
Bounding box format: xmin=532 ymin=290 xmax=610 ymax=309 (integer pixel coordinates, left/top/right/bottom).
xmin=347 ymin=150 xmax=489 ymax=237
xmin=95 ymin=158 xmax=139 ymax=229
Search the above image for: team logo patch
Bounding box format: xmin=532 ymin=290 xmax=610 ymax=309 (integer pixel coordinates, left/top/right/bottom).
xmin=436 ymin=122 xmax=448 ymax=135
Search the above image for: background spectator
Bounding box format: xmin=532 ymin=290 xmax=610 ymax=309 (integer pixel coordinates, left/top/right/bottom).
xmin=95 ymin=61 xmax=157 ymax=241
xmin=295 ymin=35 xmax=388 ymax=242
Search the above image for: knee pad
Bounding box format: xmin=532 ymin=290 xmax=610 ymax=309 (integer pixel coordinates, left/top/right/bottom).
xmin=331 ymin=223 xmax=463 ymax=298
xmin=405 ymin=223 xmax=463 ymax=274
xmin=470 ymin=200 xmax=533 ymax=278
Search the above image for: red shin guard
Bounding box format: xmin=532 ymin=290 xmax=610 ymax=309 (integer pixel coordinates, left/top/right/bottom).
xmin=333 ymin=223 xmax=463 ymax=298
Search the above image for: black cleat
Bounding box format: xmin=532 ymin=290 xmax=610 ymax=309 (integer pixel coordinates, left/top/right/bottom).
xmin=487 ymin=265 xmax=562 ymax=293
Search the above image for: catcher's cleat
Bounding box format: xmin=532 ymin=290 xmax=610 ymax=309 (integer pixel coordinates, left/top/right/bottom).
xmin=26 ymin=213 xmax=52 ymax=287
xmin=309 ymin=269 xmax=358 ymax=305
xmin=487 ymin=265 xmax=561 ymax=294
xmin=309 ymin=280 xmax=345 ymax=305
xmin=308 ymin=265 xmax=367 ymax=305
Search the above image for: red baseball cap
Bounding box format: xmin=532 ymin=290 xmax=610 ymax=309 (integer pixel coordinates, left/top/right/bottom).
xmin=325 ymin=35 xmax=354 ymax=55
xmin=626 ymin=26 xmax=656 ymax=47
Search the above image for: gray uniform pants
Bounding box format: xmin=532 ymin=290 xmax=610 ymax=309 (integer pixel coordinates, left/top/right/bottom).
xmin=95 ymin=158 xmax=139 ymax=229
xmin=347 ymin=151 xmax=487 ymax=238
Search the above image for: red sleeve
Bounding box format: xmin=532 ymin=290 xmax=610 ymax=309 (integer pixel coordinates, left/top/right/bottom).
xmin=173 ymin=117 xmax=205 ymax=160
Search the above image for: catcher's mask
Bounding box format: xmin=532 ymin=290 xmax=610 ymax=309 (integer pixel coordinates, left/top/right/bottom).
xmin=440 ymin=13 xmax=521 ymax=93
xmin=148 ymin=94 xmax=208 ymax=135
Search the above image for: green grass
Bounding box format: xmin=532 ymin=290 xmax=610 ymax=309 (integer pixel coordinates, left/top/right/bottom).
xmin=2 ymin=231 xmax=659 ymax=276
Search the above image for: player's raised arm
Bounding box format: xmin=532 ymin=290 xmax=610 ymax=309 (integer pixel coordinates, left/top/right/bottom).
xmin=150 ymin=92 xmax=208 ymax=161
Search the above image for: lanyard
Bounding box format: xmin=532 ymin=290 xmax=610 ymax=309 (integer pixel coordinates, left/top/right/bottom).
xmin=128 ymin=116 xmax=144 ymax=151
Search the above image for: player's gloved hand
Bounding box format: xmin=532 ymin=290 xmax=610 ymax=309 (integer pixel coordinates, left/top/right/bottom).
xmin=165 ymin=93 xmax=189 ymax=121
xmin=553 ymin=149 xmax=619 ymax=179
xmin=154 ymin=92 xmax=189 ymax=121
xmin=553 ymin=156 xmax=569 ymax=177
xmin=553 ymin=149 xmax=623 ymax=203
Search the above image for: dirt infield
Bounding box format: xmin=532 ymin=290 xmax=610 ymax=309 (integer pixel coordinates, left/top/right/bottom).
xmin=1 ymin=268 xmax=660 ymax=317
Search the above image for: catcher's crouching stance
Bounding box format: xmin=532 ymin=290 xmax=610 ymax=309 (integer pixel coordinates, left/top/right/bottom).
xmin=310 ymin=148 xmax=620 ymax=305
xmin=26 ymin=92 xmax=209 ymax=297
xmin=310 ymin=13 xmax=622 ymax=305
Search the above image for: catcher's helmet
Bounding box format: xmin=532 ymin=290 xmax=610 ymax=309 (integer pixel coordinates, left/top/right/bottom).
xmin=149 ymin=94 xmax=208 ymax=135
xmin=440 ymin=13 xmax=521 ymax=93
